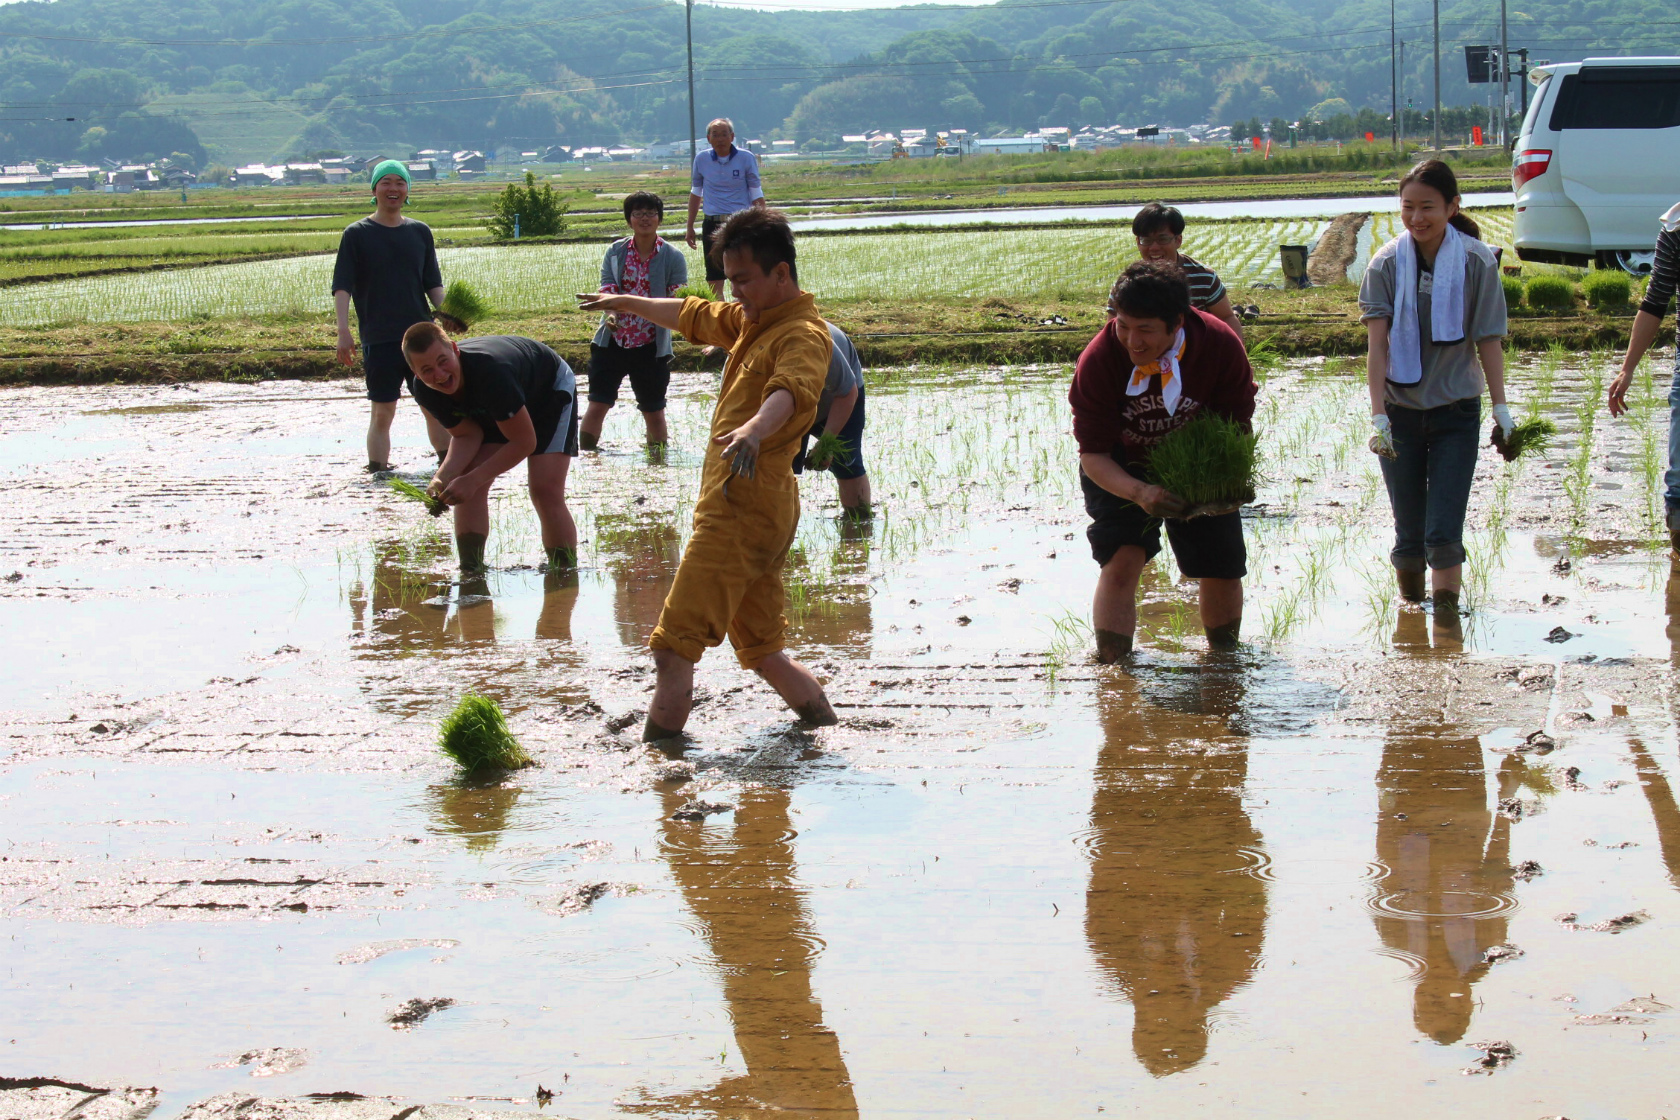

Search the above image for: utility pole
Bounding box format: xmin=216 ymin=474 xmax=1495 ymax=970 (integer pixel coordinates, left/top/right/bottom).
xmin=1432 ymin=0 xmax=1442 ymax=153
xmin=1399 ymin=40 xmax=1406 ymax=149
xmin=1499 ymin=0 xmax=1509 ymax=146
xmin=1390 ymin=0 xmax=1399 ymax=151
xmin=686 ymin=0 xmax=698 ymax=165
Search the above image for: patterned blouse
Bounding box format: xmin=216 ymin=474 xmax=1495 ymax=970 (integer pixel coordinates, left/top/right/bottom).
xmin=601 ymin=237 xmax=675 ymax=349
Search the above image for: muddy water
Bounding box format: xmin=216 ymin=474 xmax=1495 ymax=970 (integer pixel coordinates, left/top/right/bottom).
xmin=4 ymin=356 xmax=1680 ymax=1118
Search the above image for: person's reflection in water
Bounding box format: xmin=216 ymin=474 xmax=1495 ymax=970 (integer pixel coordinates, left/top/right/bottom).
xmin=1371 ymin=728 xmax=1515 ymax=1043
xmin=429 ymin=779 xmax=522 ymax=852
xmin=1085 ymin=664 xmax=1267 ymax=1077
xmin=790 ymin=517 xmax=875 ymax=657
xmin=536 ymin=567 xmax=581 ymax=642
xmin=1628 ymin=735 xmax=1680 ymax=889
xmin=348 ymin=538 xmax=456 ymax=653
xmin=449 ymin=572 xmax=498 ymax=644
xmin=629 ymin=781 xmax=857 ymax=1117
xmin=1665 ymin=570 xmax=1680 ymax=667
xmin=599 ymin=514 xmax=682 ymax=648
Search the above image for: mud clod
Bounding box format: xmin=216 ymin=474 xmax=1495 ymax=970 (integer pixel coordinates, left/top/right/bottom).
xmin=1461 ymin=1040 xmax=1517 ymax=1075
xmin=1483 ymin=944 xmax=1524 ymax=964
xmin=1518 ymin=730 xmax=1557 ymax=753
xmin=546 ymin=882 xmax=611 ymax=916
xmin=652 ymin=759 xmax=695 ymax=783
xmin=386 ymin=997 xmax=455 ymax=1030
xmin=1610 ymin=996 xmax=1671 ymax=1013
xmin=670 ymin=798 xmax=734 ymax=821
xmin=1559 ymin=766 xmax=1588 ymax=791
xmin=210 ymin=1048 xmax=310 ymax=1077
xmin=604 ymin=710 xmax=643 ymax=734
xmin=1588 ymin=910 xmax=1652 ymax=933
xmin=1511 ymin=860 xmax=1545 ymax=881
xmin=1545 ymin=626 xmax=1576 ymax=643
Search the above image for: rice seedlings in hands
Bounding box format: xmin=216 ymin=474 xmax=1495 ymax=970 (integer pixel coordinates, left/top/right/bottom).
xmin=436 ymin=280 xmax=489 ymax=333
xmin=807 ymin=430 xmax=853 ymax=472
xmin=1491 ymin=417 xmax=1557 ymax=461
xmin=439 ymin=694 xmax=532 ymax=773
xmin=387 ymin=476 xmax=447 ymax=517
xmin=1147 ymin=412 xmax=1261 ymax=514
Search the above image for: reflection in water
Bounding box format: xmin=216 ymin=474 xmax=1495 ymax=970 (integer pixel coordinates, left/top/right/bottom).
xmin=349 ymin=538 xmax=457 ymax=653
xmin=1628 ymin=736 xmax=1680 ymax=890
xmin=429 ymin=780 xmax=523 ymax=852
xmin=598 ymin=515 xmax=681 ymax=648
xmin=1370 ymin=729 xmax=1515 ymax=1044
xmin=1085 ymin=664 xmax=1266 ymax=1077
xmin=630 ymin=782 xmax=857 ymax=1117
xmin=536 ymin=568 xmax=581 ymax=641
xmin=1666 ymin=571 xmax=1680 ymax=666
xmin=792 ymin=517 xmax=875 ymax=655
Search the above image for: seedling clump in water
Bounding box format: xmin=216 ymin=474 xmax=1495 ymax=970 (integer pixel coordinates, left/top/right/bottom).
xmin=439 ymin=694 xmax=532 ymax=773
xmin=436 ymin=280 xmax=489 ymax=332
xmin=1492 ymin=417 xmax=1557 ymax=461
xmin=1147 ymin=412 xmax=1260 ymax=512
xmin=386 ymin=476 xmax=446 ymax=517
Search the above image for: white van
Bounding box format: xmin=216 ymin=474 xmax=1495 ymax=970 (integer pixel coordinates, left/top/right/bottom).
xmin=1512 ymin=56 xmax=1680 ymax=272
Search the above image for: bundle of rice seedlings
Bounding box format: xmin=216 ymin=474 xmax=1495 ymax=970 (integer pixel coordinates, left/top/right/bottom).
xmin=386 ymin=476 xmax=446 ymax=517
xmin=436 ymin=280 xmax=489 ymax=332
xmin=1524 ymin=274 xmax=1576 ymax=311
xmin=1499 ymin=273 xmax=1525 ymax=310
xmin=1146 ymin=412 xmax=1261 ymax=513
xmin=1581 ymin=269 xmax=1632 ymax=311
xmin=806 ymin=430 xmax=852 ymax=471
xmin=438 ymin=694 xmax=532 ymax=773
xmin=674 ymin=282 xmax=716 ymax=302
xmin=1492 ymin=417 xmax=1557 ymax=461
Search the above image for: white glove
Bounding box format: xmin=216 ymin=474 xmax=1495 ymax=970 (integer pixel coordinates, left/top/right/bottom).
xmin=1369 ymin=414 xmax=1397 ymax=459
xmin=1491 ymin=402 xmax=1515 ymax=442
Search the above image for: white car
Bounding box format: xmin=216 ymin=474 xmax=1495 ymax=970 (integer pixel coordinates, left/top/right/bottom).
xmin=1512 ymin=56 xmax=1680 ymax=273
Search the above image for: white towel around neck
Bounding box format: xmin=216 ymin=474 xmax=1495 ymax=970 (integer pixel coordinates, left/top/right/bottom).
xmin=1386 ymin=223 xmax=1467 ymax=385
xmin=1662 ymin=200 xmax=1680 ymax=233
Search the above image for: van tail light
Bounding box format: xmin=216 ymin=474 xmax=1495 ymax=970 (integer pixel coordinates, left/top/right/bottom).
xmin=1513 ymin=149 xmax=1552 ymax=189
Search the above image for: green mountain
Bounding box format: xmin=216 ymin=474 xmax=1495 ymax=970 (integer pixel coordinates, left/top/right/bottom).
xmin=0 ymin=0 xmax=1674 ymax=165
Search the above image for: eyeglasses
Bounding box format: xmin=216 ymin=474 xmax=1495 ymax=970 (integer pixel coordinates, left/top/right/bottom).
xmin=1136 ymin=234 xmax=1178 ymax=249
xmin=629 ymin=208 xmax=661 ymax=219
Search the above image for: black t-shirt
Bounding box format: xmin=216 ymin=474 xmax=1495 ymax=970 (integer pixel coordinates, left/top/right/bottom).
xmin=330 ymin=216 xmax=443 ymax=345
xmin=411 ymin=336 xmax=566 ymax=447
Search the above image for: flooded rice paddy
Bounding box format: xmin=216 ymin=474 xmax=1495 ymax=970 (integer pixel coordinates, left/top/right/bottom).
xmin=4 ymin=351 xmax=1680 ymax=1118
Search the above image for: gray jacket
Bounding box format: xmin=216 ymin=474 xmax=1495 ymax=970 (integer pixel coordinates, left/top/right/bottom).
xmin=592 ymin=237 xmax=689 ymax=357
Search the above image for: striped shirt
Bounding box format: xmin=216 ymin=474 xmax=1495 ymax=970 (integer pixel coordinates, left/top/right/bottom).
xmin=1641 ymin=219 xmax=1679 ymax=348
xmin=1178 ymin=254 xmax=1228 ymax=311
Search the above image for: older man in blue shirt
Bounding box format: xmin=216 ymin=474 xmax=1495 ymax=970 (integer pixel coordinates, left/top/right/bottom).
xmin=685 ymin=117 xmax=766 ymax=297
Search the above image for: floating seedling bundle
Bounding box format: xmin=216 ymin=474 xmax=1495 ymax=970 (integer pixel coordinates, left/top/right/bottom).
xmin=1492 ymin=417 xmax=1556 ymax=462
xmin=439 ymin=694 xmax=532 ymax=773
xmin=436 ymin=280 xmax=490 ymax=333
xmin=1146 ymin=412 xmax=1261 ymax=517
xmin=386 ymin=476 xmax=446 ymax=517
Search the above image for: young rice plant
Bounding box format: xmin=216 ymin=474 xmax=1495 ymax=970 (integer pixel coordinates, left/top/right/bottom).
xmin=1147 ymin=412 xmax=1261 ymax=510
xmin=439 ymin=694 xmax=532 ymax=773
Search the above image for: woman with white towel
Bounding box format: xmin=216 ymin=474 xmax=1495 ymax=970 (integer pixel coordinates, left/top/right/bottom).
xmin=1360 ymin=159 xmax=1512 ymax=615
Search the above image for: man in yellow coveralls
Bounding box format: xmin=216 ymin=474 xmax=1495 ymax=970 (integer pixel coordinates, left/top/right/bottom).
xmin=577 ymin=208 xmax=839 ymax=741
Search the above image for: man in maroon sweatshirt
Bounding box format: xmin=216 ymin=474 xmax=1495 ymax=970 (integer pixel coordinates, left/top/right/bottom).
xmin=1068 ymin=259 xmax=1258 ymax=662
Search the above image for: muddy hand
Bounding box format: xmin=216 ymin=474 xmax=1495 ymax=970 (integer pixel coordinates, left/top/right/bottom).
xmin=1607 ymin=369 xmax=1634 ymax=418
xmin=434 ymin=311 xmax=468 ymax=335
xmin=1138 ymin=485 xmax=1188 ymax=520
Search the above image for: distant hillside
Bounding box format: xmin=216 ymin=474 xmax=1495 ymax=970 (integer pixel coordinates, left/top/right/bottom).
xmin=0 ymin=0 xmax=1674 ymax=164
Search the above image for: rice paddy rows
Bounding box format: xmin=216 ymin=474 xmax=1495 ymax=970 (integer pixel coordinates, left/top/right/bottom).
xmin=0 ymin=213 xmax=1516 ymax=328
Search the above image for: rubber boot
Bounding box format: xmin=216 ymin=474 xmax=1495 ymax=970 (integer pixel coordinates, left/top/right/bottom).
xmin=364 ymin=460 xmax=391 ymax=474
xmin=579 ymin=430 xmax=600 ymax=452
xmin=1094 ymin=628 xmax=1133 ymax=664
xmin=1433 ymin=588 xmax=1461 ymax=617
xmin=1205 ymin=620 xmax=1242 ymax=650
xmin=1397 ymin=569 xmax=1426 ymax=603
xmin=456 ymin=532 xmax=488 ymax=575
xmin=545 ymin=545 xmax=577 ymax=571
xmin=642 ymin=716 xmax=683 ymax=743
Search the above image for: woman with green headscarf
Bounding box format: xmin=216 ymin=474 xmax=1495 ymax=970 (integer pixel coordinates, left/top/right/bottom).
xmin=331 ymin=158 xmax=451 ymax=472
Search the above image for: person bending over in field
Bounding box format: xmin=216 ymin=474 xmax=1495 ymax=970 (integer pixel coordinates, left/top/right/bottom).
xmin=402 ymin=323 xmax=579 ymax=575
xmin=577 ymin=207 xmax=836 ymax=741
xmin=796 ymin=321 xmax=871 ymax=514
xmin=1132 ymin=202 xmax=1245 ymax=341
xmin=1069 ymin=260 xmax=1258 ymax=662
xmin=581 ymin=190 xmax=689 ymax=452
xmin=332 ymin=159 xmax=453 ymax=472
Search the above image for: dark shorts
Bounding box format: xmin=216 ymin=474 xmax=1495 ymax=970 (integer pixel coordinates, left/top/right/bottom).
xmin=587 ymin=341 xmax=671 ymax=412
xmin=796 ymin=383 xmax=868 ymax=481
xmin=363 ymin=341 xmax=413 ymax=403
xmin=701 ymin=214 xmax=728 ymax=282
xmin=1081 ymin=469 xmax=1246 ymax=579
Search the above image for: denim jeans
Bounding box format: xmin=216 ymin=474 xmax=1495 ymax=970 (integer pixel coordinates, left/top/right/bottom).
xmin=1665 ymin=353 xmax=1680 ymax=512
xmin=1379 ymin=397 xmax=1482 ymax=571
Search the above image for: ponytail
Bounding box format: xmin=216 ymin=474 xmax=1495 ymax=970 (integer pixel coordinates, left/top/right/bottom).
xmin=1400 ymin=158 xmax=1480 ymax=239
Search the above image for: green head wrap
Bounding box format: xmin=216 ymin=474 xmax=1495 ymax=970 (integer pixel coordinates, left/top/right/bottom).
xmin=370 ymin=159 xmax=412 ymax=194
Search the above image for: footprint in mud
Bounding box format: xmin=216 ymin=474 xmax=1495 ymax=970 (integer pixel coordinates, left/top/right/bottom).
xmin=210 ymin=1047 xmax=309 ymax=1077
xmin=386 ymin=997 xmax=455 ymax=1030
